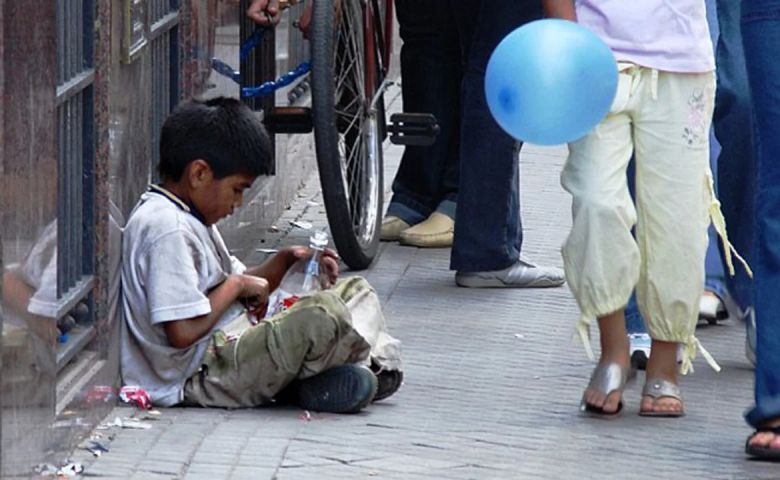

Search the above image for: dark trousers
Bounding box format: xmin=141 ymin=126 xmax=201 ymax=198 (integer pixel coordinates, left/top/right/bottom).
xmin=390 ymin=0 xmax=543 ymax=271
xmin=741 ymin=0 xmax=780 ymax=428
xmin=714 ymin=0 xmax=754 ymax=314
xmin=387 ymin=0 xmax=461 ymax=225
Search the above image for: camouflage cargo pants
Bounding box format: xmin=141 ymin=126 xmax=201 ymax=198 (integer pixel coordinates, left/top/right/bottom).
xmin=182 ymin=276 xmax=401 ymax=408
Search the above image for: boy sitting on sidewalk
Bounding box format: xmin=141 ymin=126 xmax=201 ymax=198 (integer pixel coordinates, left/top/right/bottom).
xmin=120 ymin=97 xmax=402 ymax=413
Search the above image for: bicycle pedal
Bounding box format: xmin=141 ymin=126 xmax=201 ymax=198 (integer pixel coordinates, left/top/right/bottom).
xmin=264 ymin=107 xmax=313 ymax=134
xmin=388 ymin=113 xmax=439 ymax=146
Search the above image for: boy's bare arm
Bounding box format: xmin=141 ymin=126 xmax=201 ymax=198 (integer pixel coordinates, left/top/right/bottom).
xmin=543 ymin=0 xmax=577 ymax=20
xmin=163 ymin=274 xmax=269 ymax=349
xmin=245 ymin=246 xmax=340 ymax=291
xmin=244 ymin=250 xmax=294 ymax=292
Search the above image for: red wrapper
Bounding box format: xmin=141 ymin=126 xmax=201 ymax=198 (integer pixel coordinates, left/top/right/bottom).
xmin=282 ymin=295 xmax=300 ymax=310
xmin=119 ymin=386 xmax=152 ymax=410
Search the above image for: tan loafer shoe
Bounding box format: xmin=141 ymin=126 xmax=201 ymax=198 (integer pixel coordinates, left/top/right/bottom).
xmin=380 ymin=216 xmax=411 ymax=241
xmin=399 ymin=212 xmax=454 ymax=248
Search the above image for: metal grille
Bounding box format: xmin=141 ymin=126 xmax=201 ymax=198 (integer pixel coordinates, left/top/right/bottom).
xmin=56 ymin=0 xmax=95 ymax=300
xmin=149 ymin=0 xmax=180 ymax=174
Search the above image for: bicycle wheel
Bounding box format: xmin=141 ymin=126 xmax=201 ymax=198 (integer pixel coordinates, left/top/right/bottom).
xmin=310 ymin=0 xmax=385 ymax=270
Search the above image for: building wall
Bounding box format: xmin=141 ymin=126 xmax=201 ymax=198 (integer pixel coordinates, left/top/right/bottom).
xmin=0 ymin=0 xmax=317 ymax=473
xmin=0 ymin=0 xmax=59 ymax=474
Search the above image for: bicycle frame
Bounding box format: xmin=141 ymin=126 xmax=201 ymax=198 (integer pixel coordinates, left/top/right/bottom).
xmin=381 ymin=0 xmax=395 ymax=74
xmin=366 ymin=0 xmax=394 ymax=111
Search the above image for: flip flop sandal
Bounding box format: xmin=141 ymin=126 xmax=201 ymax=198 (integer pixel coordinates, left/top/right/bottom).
xmin=580 ymin=362 xmax=632 ymax=417
xmin=639 ymin=378 xmax=685 ymax=417
xmin=746 ymin=426 xmax=780 ymax=460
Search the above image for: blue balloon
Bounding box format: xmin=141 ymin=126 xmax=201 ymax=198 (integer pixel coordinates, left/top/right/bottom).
xmin=485 ymin=19 xmax=618 ymax=145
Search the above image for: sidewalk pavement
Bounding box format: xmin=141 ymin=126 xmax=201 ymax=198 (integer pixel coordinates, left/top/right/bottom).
xmin=68 ymin=85 xmax=774 ymax=479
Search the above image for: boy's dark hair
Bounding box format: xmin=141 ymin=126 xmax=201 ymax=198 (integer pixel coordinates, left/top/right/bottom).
xmin=159 ymin=97 xmax=272 ymax=180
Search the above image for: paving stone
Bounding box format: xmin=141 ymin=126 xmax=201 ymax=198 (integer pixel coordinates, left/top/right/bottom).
xmin=72 ymin=85 xmax=779 ymax=479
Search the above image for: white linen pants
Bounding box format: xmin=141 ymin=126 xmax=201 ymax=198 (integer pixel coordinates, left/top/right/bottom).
xmin=561 ymin=64 xmax=721 ymax=373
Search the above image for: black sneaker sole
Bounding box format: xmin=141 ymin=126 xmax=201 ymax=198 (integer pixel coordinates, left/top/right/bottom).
xmin=296 ymin=365 xmax=378 ymax=413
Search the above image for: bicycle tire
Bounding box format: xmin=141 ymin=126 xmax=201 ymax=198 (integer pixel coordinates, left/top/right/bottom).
xmin=310 ymin=0 xmax=385 ymax=270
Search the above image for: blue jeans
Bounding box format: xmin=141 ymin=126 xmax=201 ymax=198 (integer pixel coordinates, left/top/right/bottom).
xmin=386 ymin=1 xmax=461 ymax=226
xmin=714 ymin=0 xmax=754 ymax=315
xmin=450 ymin=0 xmax=542 ymax=272
xmin=741 ymin=0 xmax=780 ymax=429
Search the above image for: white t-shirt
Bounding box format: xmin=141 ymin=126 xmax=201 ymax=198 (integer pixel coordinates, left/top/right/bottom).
xmin=120 ymin=186 xmax=246 ymax=406
xmin=575 ymin=0 xmax=714 ymax=73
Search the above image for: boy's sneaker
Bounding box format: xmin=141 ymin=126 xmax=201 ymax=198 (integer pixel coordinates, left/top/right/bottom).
xmin=370 ymin=360 xmax=403 ymax=402
xmin=374 ymin=370 xmax=403 ymax=401
xmin=295 ymin=365 xmax=377 ymax=413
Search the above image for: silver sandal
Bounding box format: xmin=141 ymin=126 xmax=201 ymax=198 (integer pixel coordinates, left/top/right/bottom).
xmin=639 ymin=378 xmax=685 ymax=417
xmin=580 ymin=362 xmax=633 ymax=417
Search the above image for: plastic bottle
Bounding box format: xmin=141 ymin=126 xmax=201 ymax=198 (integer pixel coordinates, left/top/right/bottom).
xmin=265 ymin=230 xmax=329 ymax=318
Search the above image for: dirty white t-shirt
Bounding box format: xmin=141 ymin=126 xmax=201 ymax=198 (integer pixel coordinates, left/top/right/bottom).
xmin=120 ymin=186 xmax=246 ymax=407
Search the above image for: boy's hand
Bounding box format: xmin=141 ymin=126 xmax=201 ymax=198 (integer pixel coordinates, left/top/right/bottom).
xmin=286 ymin=246 xmax=340 ymax=287
xmin=235 ymin=274 xmax=270 ymax=318
xmin=247 ymin=0 xmax=281 ymax=25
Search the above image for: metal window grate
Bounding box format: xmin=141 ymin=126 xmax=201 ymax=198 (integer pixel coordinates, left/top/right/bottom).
xmin=150 ymin=0 xmax=180 ymax=176
xmin=56 ymin=0 xmax=95 ymax=301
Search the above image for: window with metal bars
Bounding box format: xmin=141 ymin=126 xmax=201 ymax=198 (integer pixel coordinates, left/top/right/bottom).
xmin=149 ymin=0 xmax=181 ymax=177
xmin=55 ymin=0 xmax=97 ymax=367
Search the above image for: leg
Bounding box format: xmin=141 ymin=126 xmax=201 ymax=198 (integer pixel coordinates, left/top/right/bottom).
xmin=633 ymin=69 xmax=715 ymax=415
xmin=624 ymin=155 xmax=651 ymax=368
xmin=701 ymin=227 xmax=732 ymax=322
xmin=384 ymin=0 xmax=461 ymax=229
xmin=329 ymin=276 xmax=402 ymax=372
xmin=182 ymin=290 xmax=371 ymax=408
xmin=741 ymin=0 xmax=780 ymax=457
xmin=714 ymin=0 xmax=754 ymax=314
xmin=561 ymin=70 xmax=637 ymax=413
xmin=449 ymin=0 xmax=542 ymax=272
xmin=699 ymin=0 xmax=731 ymax=324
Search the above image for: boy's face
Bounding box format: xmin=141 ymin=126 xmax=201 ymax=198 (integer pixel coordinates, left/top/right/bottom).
xmin=189 ymin=161 xmax=256 ymax=225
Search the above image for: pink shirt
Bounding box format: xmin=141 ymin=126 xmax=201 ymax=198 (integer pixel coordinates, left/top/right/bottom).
xmin=575 ymin=0 xmax=715 ymax=73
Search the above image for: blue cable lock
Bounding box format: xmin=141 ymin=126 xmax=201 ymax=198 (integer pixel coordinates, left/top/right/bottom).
xmin=210 ymin=27 xmax=311 ymax=99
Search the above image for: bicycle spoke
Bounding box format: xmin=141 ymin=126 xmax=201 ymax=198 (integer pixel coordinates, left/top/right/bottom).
xmin=337 ymin=109 xmax=363 ymax=137
xmin=334 ymin=4 xmax=365 ymax=104
xmin=334 ymin=48 xmax=360 ymax=93
xmin=312 ymin=0 xmax=383 ymax=258
xmin=335 ymin=96 xmax=362 ymax=117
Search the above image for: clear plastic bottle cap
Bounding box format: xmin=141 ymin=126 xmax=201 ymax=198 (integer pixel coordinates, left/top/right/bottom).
xmin=309 ymin=230 xmax=329 ymax=250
